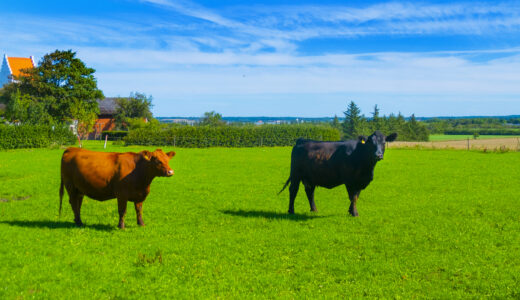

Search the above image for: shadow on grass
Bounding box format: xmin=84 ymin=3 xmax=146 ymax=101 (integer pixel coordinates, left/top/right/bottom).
xmin=0 ymin=220 xmax=115 ymax=231
xmin=220 ymin=209 xmax=329 ymax=221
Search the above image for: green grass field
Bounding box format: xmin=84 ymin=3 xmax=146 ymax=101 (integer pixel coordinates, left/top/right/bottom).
xmin=429 ymin=134 xmax=520 ymax=141
xmin=1 ymin=142 xmax=519 ymax=298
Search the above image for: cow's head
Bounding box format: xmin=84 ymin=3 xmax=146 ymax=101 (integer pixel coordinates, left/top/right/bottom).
xmin=358 ymin=131 xmax=397 ymax=161
xmin=141 ymin=149 xmax=176 ymax=177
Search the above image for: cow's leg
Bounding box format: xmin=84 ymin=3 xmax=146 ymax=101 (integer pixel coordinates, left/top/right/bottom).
xmin=134 ymin=201 xmax=145 ymax=226
xmin=347 ymin=188 xmax=360 ymax=217
xmin=66 ymin=185 xmax=84 ymax=226
xmin=117 ymin=198 xmax=128 ymax=229
xmin=305 ymin=185 xmax=317 ymax=212
xmin=288 ymin=179 xmax=300 ymax=214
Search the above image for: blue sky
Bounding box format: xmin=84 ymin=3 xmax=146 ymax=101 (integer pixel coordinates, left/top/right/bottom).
xmin=2 ymin=0 xmax=520 ymax=117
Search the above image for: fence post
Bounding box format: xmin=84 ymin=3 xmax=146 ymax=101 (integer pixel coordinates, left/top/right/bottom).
xmin=467 ymin=138 xmax=470 ymax=150
xmin=174 ymin=136 xmax=176 ymax=147
xmin=261 ymin=137 xmax=263 ymax=147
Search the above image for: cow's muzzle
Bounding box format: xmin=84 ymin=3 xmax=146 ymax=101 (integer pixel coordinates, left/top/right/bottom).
xmin=376 ymin=154 xmax=384 ymax=161
xmin=166 ymin=169 xmax=174 ymax=177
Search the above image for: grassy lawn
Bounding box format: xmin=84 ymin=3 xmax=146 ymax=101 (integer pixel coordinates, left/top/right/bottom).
xmin=429 ymin=134 xmax=520 ymax=141
xmin=1 ymin=142 xmax=519 ymax=298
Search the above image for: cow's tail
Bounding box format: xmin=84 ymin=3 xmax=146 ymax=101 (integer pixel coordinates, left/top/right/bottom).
xmin=59 ymin=178 xmax=64 ymax=217
xmin=278 ymin=176 xmax=291 ymax=195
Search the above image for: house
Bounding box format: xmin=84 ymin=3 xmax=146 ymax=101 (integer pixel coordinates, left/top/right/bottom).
xmin=0 ymin=55 xmax=36 ymax=87
xmin=89 ymin=98 xmax=120 ymax=140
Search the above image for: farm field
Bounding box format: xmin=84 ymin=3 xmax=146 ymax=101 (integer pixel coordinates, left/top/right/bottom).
xmin=392 ymin=136 xmax=520 ymax=151
xmin=1 ymin=143 xmax=520 ymax=298
xmin=429 ymin=134 xmax=520 ymax=141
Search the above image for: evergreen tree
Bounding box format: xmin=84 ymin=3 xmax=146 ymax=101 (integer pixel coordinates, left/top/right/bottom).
xmin=370 ymin=104 xmax=385 ymax=132
xmin=332 ymin=114 xmax=340 ymax=130
xmin=343 ymin=101 xmax=365 ymax=139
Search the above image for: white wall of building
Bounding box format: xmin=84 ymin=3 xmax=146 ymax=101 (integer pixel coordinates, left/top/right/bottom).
xmin=0 ymin=55 xmax=12 ymax=87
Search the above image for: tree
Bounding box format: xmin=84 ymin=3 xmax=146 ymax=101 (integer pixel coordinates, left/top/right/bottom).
xmin=342 ymin=101 xmax=365 ymax=139
xmin=1 ymin=50 xmax=103 ymax=131
xmin=370 ymin=104 xmax=385 ymax=132
xmin=332 ymin=115 xmax=341 ymax=130
xmin=114 ymin=92 xmax=154 ymax=129
xmin=200 ymin=111 xmax=225 ymax=126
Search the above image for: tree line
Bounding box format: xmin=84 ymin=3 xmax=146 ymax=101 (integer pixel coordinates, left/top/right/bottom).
xmin=335 ymin=101 xmax=429 ymax=141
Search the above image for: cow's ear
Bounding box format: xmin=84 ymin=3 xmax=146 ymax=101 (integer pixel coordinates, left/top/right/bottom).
xmin=358 ymin=135 xmax=367 ymax=144
xmin=167 ymin=151 xmax=176 ymax=158
xmin=141 ymin=150 xmax=152 ymax=161
xmin=386 ymin=133 xmax=398 ymax=142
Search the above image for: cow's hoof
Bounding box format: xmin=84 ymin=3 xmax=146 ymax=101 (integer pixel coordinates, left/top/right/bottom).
xmin=288 ymin=210 xmax=295 ymax=214
xmin=118 ymin=224 xmax=125 ymax=229
xmin=74 ymin=220 xmax=84 ymax=227
xmin=138 ymin=223 xmax=146 ymax=227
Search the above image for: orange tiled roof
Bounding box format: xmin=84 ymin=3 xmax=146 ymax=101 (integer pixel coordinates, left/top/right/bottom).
xmin=7 ymin=57 xmax=35 ymax=78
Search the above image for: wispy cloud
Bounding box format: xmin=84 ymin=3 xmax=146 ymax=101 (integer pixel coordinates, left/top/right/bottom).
xmin=140 ymin=0 xmax=520 ymax=52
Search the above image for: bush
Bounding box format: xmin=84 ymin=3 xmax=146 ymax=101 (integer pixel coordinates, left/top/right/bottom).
xmin=124 ymin=125 xmax=341 ymax=147
xmin=0 ymin=124 xmax=76 ymax=150
xmin=101 ymin=130 xmax=128 ymax=140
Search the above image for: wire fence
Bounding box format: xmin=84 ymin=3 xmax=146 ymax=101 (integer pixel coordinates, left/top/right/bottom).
xmin=390 ymin=137 xmax=520 ymax=152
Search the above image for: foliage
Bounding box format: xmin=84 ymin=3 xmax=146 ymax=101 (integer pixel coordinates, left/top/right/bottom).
xmin=114 ymin=93 xmax=154 ymax=129
xmin=0 ymin=144 xmax=519 ymax=298
xmin=342 ymin=101 xmax=365 ymax=139
xmin=101 ymin=130 xmax=129 ymax=140
xmin=0 ymin=50 xmax=103 ymax=130
xmin=424 ymin=117 xmax=520 ymax=135
xmin=2 ymin=88 xmax=53 ymax=124
xmin=0 ymin=124 xmax=76 ymax=150
xmin=125 ymin=117 xmax=164 ymax=130
xmin=341 ymin=102 xmax=429 ymax=141
xmin=125 ymin=124 xmax=341 ymax=147
xmin=200 ymin=111 xmax=225 ymax=126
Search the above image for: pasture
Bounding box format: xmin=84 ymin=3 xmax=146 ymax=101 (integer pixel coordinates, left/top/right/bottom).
xmin=0 ymin=142 xmax=519 ymax=298
xmin=429 ymin=134 xmax=520 ymax=141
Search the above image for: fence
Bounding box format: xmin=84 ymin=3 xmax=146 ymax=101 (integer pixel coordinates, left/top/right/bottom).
xmin=389 ymin=137 xmax=520 ymax=151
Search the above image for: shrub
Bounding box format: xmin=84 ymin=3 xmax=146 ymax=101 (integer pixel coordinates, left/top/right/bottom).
xmin=101 ymin=130 xmax=128 ymax=140
xmin=124 ymin=125 xmax=341 ymax=147
xmin=0 ymin=124 xmax=76 ymax=150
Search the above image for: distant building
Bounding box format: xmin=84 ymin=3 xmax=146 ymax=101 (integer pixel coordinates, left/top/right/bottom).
xmin=0 ymin=55 xmax=36 ymax=87
xmin=89 ymin=98 xmax=120 ymax=140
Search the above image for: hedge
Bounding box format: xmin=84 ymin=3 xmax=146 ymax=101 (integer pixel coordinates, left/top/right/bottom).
xmin=101 ymin=130 xmax=129 ymax=140
xmin=0 ymin=124 xmax=76 ymax=150
xmin=124 ymin=125 xmax=341 ymax=147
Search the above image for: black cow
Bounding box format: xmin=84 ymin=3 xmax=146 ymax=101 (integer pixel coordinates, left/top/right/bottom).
xmin=279 ymin=131 xmax=397 ymax=216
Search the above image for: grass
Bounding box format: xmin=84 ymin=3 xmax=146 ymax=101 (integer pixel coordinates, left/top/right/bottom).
xmin=1 ymin=142 xmax=519 ymax=298
xmin=429 ymin=134 xmax=520 ymax=141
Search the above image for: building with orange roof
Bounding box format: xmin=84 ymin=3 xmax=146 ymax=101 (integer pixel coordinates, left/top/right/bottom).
xmin=0 ymin=54 xmax=36 ymax=87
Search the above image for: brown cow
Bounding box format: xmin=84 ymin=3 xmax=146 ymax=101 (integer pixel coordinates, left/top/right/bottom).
xmin=59 ymin=147 xmax=176 ymax=228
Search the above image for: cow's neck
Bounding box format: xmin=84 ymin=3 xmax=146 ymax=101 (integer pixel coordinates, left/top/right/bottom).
xmin=134 ymin=162 xmax=157 ymax=188
xmin=352 ymin=149 xmax=377 ymax=170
